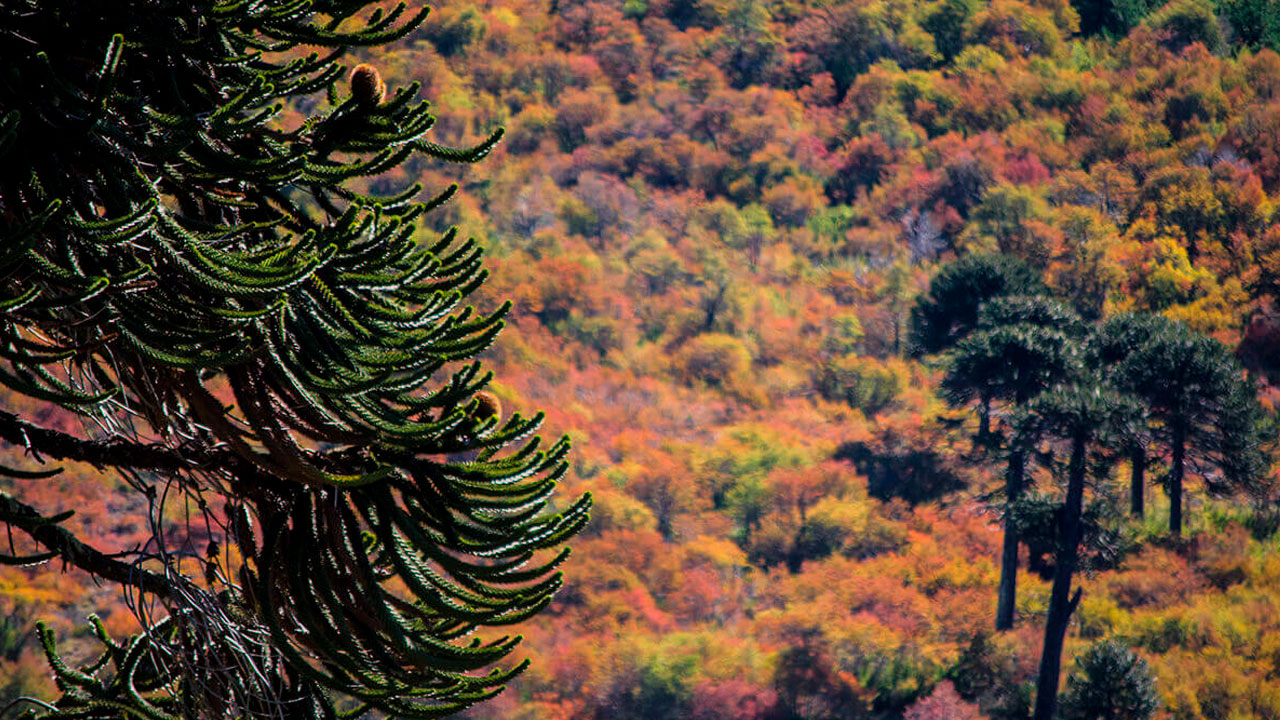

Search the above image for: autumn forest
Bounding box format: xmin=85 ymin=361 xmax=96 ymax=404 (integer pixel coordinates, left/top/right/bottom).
xmin=4 ymin=0 xmax=1280 ymax=718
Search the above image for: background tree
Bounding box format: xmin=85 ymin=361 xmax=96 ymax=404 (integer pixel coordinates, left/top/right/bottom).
xmin=1071 ymin=0 xmax=1161 ymax=37
xmin=1105 ymin=319 xmax=1267 ymax=535
xmin=941 ymin=295 xmax=1084 ymax=630
xmin=1089 ymin=312 xmax=1174 ymax=519
xmin=1058 ymin=640 xmax=1159 ymax=720
xmin=0 ymin=1 xmax=588 ymax=718
xmin=1021 ymin=384 xmax=1139 ymax=720
xmin=5 ymin=0 xmax=1280 ymax=717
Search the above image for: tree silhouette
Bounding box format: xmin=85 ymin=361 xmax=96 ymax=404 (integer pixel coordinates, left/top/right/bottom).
xmin=0 ymin=1 xmax=588 ymax=718
xmin=1101 ymin=317 xmax=1267 ymax=535
xmin=908 ymin=253 xmax=1044 ymax=357
xmin=1021 ymin=384 xmax=1140 ymax=720
xmin=940 ymin=296 xmax=1083 ymax=631
xmin=1089 ymin=312 xmax=1174 ymax=519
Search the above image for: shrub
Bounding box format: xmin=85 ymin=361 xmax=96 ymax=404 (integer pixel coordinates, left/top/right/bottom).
xmin=1059 ymin=641 xmax=1159 ymax=720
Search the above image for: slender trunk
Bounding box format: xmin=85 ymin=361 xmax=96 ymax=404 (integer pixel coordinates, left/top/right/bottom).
xmin=1033 ymin=435 xmax=1088 ymax=720
xmin=1170 ymin=427 xmax=1185 ymax=536
xmin=978 ymin=396 xmax=991 ymax=443
xmin=656 ymin=502 xmax=673 ymax=541
xmin=995 ymin=449 xmax=1025 ymax=631
xmin=1129 ymin=445 xmax=1145 ymax=519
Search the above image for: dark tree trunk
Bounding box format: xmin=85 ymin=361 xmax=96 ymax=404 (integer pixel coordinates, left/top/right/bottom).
xmin=656 ymin=503 xmax=673 ymax=541
xmin=978 ymin=396 xmax=991 ymax=442
xmin=995 ymin=449 xmax=1025 ymax=631
xmin=1033 ymin=436 xmax=1088 ymax=720
xmin=1129 ymin=445 xmax=1145 ymax=518
xmin=1170 ymin=428 xmax=1185 ymax=536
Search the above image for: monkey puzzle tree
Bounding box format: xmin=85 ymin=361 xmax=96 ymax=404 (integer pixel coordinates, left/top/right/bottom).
xmin=1101 ymin=317 xmax=1267 ymax=535
xmin=0 ymin=1 xmax=589 ymax=719
xmin=908 ymin=253 xmax=1044 ymax=357
xmin=1089 ymin=312 xmax=1172 ymax=519
xmin=940 ymin=296 xmax=1084 ymax=631
xmin=1058 ymin=640 xmax=1158 ymax=720
xmin=1020 ymin=384 xmax=1140 ymax=720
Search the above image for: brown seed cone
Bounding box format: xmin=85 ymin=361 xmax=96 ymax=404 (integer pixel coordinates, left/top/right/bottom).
xmin=472 ymin=391 xmax=502 ymax=421
xmin=350 ymin=63 xmax=386 ymax=108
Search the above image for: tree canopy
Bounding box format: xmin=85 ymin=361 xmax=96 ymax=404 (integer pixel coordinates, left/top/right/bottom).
xmin=908 ymin=253 xmax=1045 ymax=356
xmin=1101 ymin=316 xmax=1268 ymax=534
xmin=0 ymin=1 xmax=588 ymax=718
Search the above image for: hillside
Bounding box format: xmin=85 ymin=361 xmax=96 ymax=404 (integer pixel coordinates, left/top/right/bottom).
xmin=4 ymin=0 xmax=1280 ymax=717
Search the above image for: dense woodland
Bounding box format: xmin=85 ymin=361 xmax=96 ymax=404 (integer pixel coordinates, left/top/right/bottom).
xmin=6 ymin=0 xmax=1280 ymax=717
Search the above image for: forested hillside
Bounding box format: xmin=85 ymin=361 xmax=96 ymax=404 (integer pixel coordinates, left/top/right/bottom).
xmin=5 ymin=0 xmax=1280 ymax=717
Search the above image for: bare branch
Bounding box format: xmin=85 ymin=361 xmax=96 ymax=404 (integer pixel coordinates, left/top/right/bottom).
xmin=0 ymin=491 xmax=172 ymax=598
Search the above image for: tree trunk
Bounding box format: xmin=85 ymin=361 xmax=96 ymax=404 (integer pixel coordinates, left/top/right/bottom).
xmin=1170 ymin=428 xmax=1185 ymax=536
xmin=1033 ymin=436 xmax=1088 ymax=720
xmin=995 ymin=449 xmax=1025 ymax=631
xmin=978 ymin=396 xmax=991 ymax=443
xmin=1129 ymin=445 xmax=1145 ymax=518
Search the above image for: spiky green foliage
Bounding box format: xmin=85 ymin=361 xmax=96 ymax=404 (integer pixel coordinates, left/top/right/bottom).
xmin=1059 ymin=640 xmax=1159 ymax=720
xmin=0 ymin=1 xmax=589 ymax=718
xmin=1016 ymin=384 xmax=1142 ymax=720
xmin=941 ymin=296 xmax=1085 ymax=435
xmin=1095 ymin=314 xmax=1268 ymax=535
xmin=939 ymin=294 xmax=1085 ymax=632
xmin=908 ymin=253 xmax=1045 ymax=357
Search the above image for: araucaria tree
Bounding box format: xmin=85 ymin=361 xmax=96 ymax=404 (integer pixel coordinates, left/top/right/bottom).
xmin=1059 ymin=640 xmax=1159 ymax=720
xmin=0 ymin=2 xmax=589 ymax=719
xmin=908 ymin=253 xmax=1044 ymax=357
xmin=1096 ymin=314 xmax=1268 ymax=535
xmin=940 ymin=295 xmax=1083 ymax=631
xmin=1021 ymin=384 xmax=1139 ymax=720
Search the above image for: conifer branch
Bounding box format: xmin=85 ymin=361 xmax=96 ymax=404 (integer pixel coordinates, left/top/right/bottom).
xmin=0 ymin=492 xmax=172 ymax=598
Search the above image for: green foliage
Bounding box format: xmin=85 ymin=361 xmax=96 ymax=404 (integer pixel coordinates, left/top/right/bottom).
xmin=7 ymin=0 xmax=1280 ymax=718
xmin=909 ymin=254 xmax=1045 ymax=356
xmin=1010 ymin=492 xmax=1130 ymax=578
xmin=922 ymin=0 xmax=982 ymax=62
xmin=949 ymin=633 xmax=1028 ymax=716
xmin=0 ymin=1 xmax=587 ymax=718
xmin=965 ymin=0 xmax=1072 ymax=60
xmin=714 ymin=0 xmax=783 ymax=89
xmin=967 ymin=184 xmax=1055 ymax=268
xmin=1072 ymin=0 xmax=1163 ymax=36
xmin=1059 ymin=641 xmax=1159 ymax=720
xmin=817 ymin=355 xmax=906 ymax=416
xmin=1217 ymin=0 xmax=1280 ymax=49
xmin=942 ymin=296 xmax=1084 ymax=418
xmin=1146 ymin=0 xmax=1226 ymax=52
xmin=1019 ymin=382 xmax=1142 ymax=720
xmin=421 ymin=6 xmax=487 ymax=57
xmin=1102 ymin=315 xmax=1268 ymax=533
